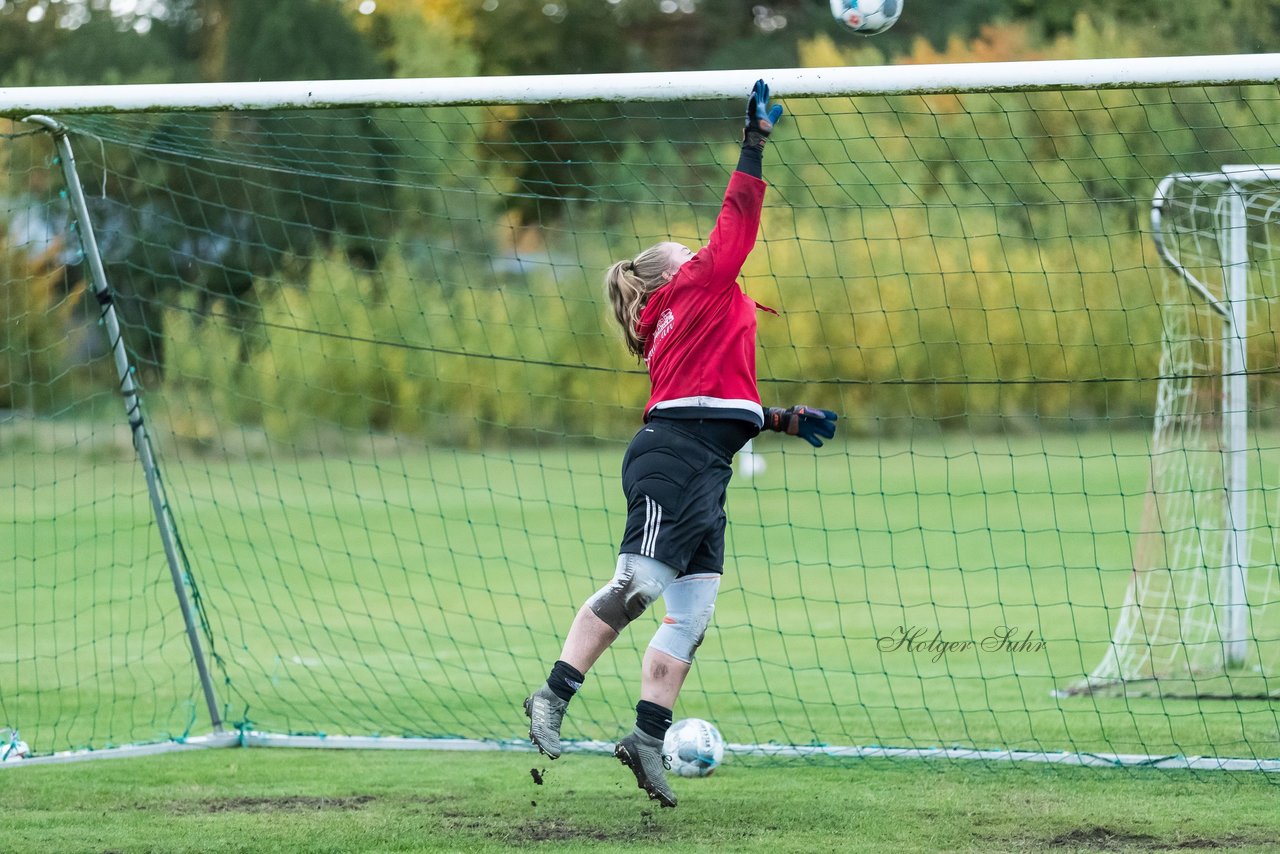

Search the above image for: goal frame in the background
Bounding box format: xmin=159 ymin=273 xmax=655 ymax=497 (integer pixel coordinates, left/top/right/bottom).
xmin=1059 ymin=167 xmax=1277 ymax=699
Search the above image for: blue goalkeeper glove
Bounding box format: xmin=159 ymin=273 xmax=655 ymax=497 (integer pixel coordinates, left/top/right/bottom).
xmin=764 ymin=405 xmax=839 ymax=448
xmin=743 ymin=79 xmax=783 ymax=150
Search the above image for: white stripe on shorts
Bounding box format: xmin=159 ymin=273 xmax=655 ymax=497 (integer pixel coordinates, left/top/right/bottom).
xmin=643 ymin=497 xmax=654 ymax=556
xmin=642 ymin=496 xmax=663 ymax=557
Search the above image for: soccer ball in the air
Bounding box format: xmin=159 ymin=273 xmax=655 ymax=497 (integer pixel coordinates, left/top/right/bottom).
xmin=663 ymin=718 xmax=725 ymax=778
xmin=830 ymin=0 xmax=902 ymax=35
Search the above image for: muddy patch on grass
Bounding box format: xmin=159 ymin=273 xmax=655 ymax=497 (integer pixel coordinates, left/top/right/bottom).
xmin=1037 ymin=826 xmax=1265 ymax=851
xmin=1043 ymin=828 xmax=1159 ymax=850
xmin=198 ymin=795 xmax=376 ymax=813
xmin=509 ymin=818 xmax=669 ymax=844
xmin=519 ymin=819 xmax=615 ymax=843
xmin=440 ymin=814 xmax=668 ymax=844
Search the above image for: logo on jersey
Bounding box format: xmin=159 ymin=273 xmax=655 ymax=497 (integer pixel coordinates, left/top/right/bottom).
xmin=653 ymin=308 xmax=676 ymax=345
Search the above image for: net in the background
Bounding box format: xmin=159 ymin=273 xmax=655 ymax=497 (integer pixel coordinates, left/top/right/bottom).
xmin=1 ymin=79 xmax=1277 ymax=769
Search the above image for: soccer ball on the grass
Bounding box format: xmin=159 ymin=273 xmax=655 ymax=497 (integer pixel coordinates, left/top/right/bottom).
xmin=1 ymin=729 xmax=30 ymax=763
xmin=663 ymin=718 xmax=725 ymax=778
xmin=830 ymin=0 xmax=902 ymax=35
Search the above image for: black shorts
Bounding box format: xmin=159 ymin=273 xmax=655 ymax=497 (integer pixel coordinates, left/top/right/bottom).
xmin=618 ymin=416 xmax=754 ymax=576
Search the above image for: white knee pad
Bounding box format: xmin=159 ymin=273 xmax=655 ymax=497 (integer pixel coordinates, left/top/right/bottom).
xmin=648 ymin=572 xmax=720 ymax=663
xmin=587 ymin=553 xmax=678 ymax=633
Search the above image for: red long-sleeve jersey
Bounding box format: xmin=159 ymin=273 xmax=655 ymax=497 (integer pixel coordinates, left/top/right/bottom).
xmin=636 ymin=170 xmax=774 ymax=427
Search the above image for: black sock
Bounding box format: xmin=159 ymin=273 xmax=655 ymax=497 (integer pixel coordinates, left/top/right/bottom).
xmin=546 ymin=659 xmax=585 ymax=702
xmin=634 ymin=700 xmax=673 ymax=741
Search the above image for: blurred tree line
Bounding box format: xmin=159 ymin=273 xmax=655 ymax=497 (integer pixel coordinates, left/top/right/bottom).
xmin=2 ymin=0 xmax=1280 ymax=87
xmin=3 ymin=0 xmax=1279 ymax=436
xmin=3 ymin=0 xmax=1277 ymax=90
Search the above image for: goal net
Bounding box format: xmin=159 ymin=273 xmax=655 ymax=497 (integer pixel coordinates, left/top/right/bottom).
xmin=2 ymin=57 xmax=1278 ymax=770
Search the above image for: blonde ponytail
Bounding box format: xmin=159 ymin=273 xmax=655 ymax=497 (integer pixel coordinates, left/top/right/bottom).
xmin=605 ymin=243 xmax=678 ymax=358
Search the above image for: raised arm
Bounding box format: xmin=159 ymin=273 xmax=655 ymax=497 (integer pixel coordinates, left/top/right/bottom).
xmin=688 ymin=80 xmax=782 ymax=284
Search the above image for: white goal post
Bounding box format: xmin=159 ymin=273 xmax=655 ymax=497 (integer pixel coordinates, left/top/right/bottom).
xmin=1154 ymin=166 xmax=1259 ymax=668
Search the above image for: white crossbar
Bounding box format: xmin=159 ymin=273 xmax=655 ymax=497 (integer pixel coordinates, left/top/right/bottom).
xmin=2 ymin=53 xmax=1280 ymax=115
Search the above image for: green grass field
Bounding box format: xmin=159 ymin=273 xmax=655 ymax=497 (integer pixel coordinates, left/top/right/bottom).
xmin=4 ymin=422 xmax=1280 ymax=850
xmin=5 ymin=748 xmax=1280 ymax=852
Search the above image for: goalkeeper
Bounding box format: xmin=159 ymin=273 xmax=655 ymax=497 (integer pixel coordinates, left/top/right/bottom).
xmin=523 ymin=80 xmax=837 ymax=809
